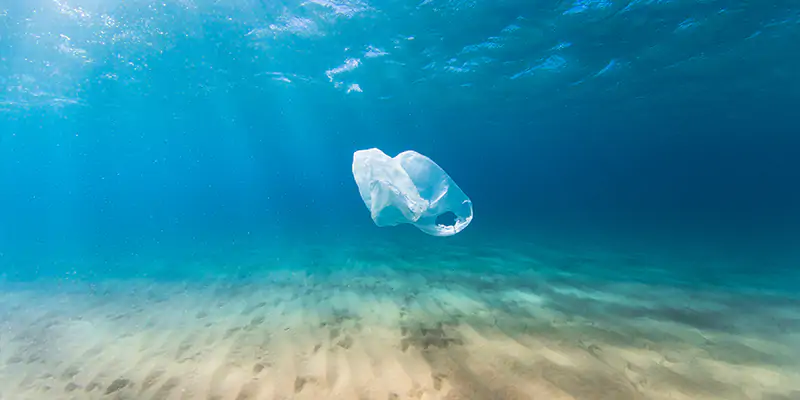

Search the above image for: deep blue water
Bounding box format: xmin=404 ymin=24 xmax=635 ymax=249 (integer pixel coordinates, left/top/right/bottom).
xmin=1 ymin=0 xmax=799 ymax=285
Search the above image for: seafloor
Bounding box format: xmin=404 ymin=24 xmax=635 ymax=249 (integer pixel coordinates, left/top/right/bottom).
xmin=1 ymin=231 xmax=798 ymax=400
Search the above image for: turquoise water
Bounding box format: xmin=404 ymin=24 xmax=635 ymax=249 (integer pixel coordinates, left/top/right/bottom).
xmin=1 ymin=1 xmax=799 ymax=399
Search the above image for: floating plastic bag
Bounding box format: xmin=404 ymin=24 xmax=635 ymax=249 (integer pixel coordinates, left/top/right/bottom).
xmin=352 ymin=148 xmax=473 ymax=237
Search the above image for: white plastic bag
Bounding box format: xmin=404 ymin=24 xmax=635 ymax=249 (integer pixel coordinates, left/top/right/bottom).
xmin=352 ymin=148 xmax=473 ymax=237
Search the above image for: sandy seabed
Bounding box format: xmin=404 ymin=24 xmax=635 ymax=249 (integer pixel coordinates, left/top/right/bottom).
xmin=1 ymin=240 xmax=798 ymax=400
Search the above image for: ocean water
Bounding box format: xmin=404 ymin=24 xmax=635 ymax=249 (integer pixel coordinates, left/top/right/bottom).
xmin=1 ymin=0 xmax=799 ymax=399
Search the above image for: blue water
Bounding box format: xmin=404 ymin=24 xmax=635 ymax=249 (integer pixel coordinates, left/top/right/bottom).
xmin=1 ymin=1 xmax=799 ymax=399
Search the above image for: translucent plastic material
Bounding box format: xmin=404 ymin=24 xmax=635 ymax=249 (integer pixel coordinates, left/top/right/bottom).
xmin=352 ymin=148 xmax=473 ymax=237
